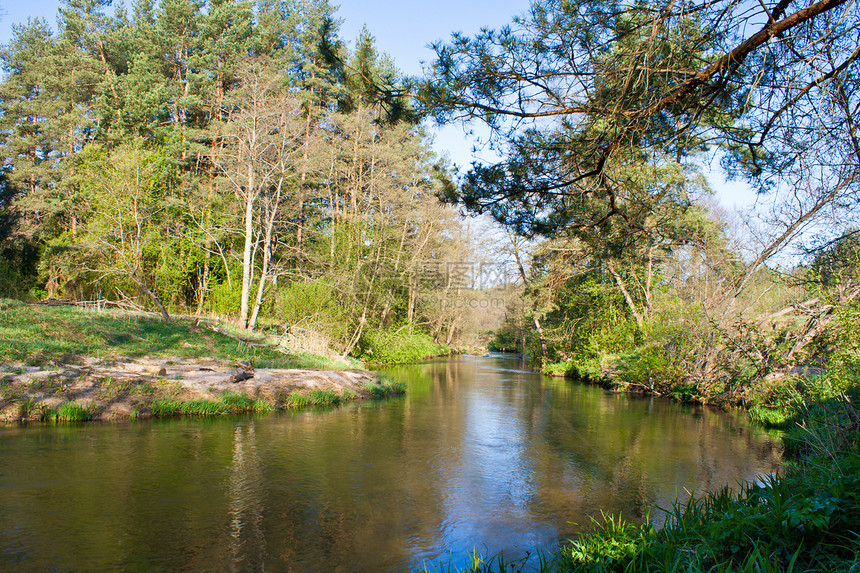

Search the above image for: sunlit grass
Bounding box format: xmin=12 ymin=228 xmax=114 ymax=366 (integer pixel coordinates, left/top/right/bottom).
xmin=56 ymin=402 xmax=95 ymax=422
xmin=150 ymin=393 xmax=278 ymax=417
xmin=0 ymin=298 xmax=350 ymax=370
xmin=284 ymin=388 xmax=341 ymax=408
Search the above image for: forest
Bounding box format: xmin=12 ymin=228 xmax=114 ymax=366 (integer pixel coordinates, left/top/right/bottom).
xmin=0 ymin=0 xmax=509 ymax=363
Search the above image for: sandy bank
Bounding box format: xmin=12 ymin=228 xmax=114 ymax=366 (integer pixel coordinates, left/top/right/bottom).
xmin=0 ymin=356 xmax=384 ymax=423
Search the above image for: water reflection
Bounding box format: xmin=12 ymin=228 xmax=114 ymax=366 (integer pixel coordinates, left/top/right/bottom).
xmin=0 ymin=355 xmax=781 ymax=572
xmin=228 ymin=424 xmax=266 ymax=572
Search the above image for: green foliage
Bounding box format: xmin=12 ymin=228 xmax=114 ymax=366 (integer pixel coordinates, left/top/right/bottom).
xmin=56 ymin=402 xmax=95 ymax=422
xmin=209 ymin=280 xmax=243 ymax=318
xmin=284 ymin=388 xmax=341 ymax=408
xmin=0 ymin=0 xmax=477 ymax=352
xmin=0 ymin=300 xmax=347 ymax=370
xmin=615 ymin=346 xmax=684 ymax=393
xmin=564 ymin=513 xmax=656 ymax=571
xmin=0 ymin=244 xmax=40 ymax=299
xmin=276 ymin=280 xmax=348 ymax=341
xmin=809 ymin=231 xmax=860 ymax=290
xmin=420 ymin=549 xmax=556 ymax=573
xmin=38 ymin=405 xmax=58 ymax=422
xmin=358 ymin=327 xmax=448 ymax=364
xmin=748 ymin=406 xmax=794 ymax=429
xmin=489 ymin=317 xmax=523 ymax=353
xmin=542 ymin=360 xmax=578 ymax=378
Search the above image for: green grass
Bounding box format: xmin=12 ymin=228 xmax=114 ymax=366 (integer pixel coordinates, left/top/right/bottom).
xmin=284 ymin=388 xmax=341 ymax=408
xmin=219 ymin=391 xmax=257 ymax=412
xmin=150 ymin=393 xmax=278 ymax=417
xmin=420 ymin=550 xmax=556 ymax=572
xmin=56 ymin=402 xmax=95 ymax=422
xmin=150 ymin=399 xmax=186 ymax=417
xmin=748 ymin=405 xmax=795 ymax=429
xmin=0 ymin=298 xmax=349 ymax=370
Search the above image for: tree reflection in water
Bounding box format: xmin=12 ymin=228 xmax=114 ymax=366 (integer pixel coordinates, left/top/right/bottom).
xmin=0 ymin=355 xmax=781 ymax=572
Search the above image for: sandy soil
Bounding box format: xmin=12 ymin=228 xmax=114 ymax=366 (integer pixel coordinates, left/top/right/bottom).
xmin=0 ymin=356 xmax=378 ymax=422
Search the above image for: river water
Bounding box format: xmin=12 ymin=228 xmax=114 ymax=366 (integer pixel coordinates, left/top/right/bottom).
xmin=0 ymin=354 xmax=781 ymax=572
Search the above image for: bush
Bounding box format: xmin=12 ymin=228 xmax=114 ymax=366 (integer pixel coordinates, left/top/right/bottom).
xmin=615 ymin=346 xmax=686 ymax=394
xmin=276 ymin=280 xmax=348 ymax=343
xmin=208 ymin=281 xmax=242 ymax=318
xmin=358 ymin=327 xmax=448 ymax=364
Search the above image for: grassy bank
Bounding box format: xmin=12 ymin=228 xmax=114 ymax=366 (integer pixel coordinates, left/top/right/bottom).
xmin=0 ymin=298 xmax=352 ymax=369
xmin=0 ymin=299 xmax=412 ymax=422
xmin=556 ymin=388 xmax=860 ymax=572
xmin=3 ymin=375 xmax=406 ymax=423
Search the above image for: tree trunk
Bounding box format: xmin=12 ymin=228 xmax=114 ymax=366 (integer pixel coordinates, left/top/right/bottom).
xmin=249 ymin=181 xmax=283 ymax=330
xmin=240 ymin=162 xmax=256 ymax=328
xmin=608 ymin=259 xmax=644 ymax=330
xmin=134 ymin=277 xmax=170 ymax=322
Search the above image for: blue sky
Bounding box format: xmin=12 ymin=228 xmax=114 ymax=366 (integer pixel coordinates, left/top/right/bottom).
xmin=0 ymin=0 xmax=526 ymax=172
xmin=0 ymin=0 xmax=755 ymax=208
xmin=0 ymin=0 xmax=530 ymax=76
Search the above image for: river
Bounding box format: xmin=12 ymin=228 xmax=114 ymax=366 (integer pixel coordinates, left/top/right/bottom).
xmin=0 ymin=354 xmax=781 ymax=572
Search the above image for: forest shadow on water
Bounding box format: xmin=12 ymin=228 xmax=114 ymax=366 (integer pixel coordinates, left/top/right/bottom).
xmin=0 ymin=355 xmax=781 ymax=572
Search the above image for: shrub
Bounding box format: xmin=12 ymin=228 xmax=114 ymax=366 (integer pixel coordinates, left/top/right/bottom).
xmin=542 ymin=360 xmax=578 ymax=377
xmin=208 ymin=281 xmax=242 ymax=318
xmin=358 ymin=327 xmax=447 ymax=364
xmin=276 ymin=280 xmax=348 ymax=343
xmin=615 ymin=346 xmax=686 ymax=393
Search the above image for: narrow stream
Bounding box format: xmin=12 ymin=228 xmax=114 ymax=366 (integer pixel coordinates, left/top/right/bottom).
xmin=0 ymin=355 xmax=781 ymax=571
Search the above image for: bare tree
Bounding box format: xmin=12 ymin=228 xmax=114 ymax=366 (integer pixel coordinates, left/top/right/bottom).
xmin=213 ymin=62 xmax=304 ymax=328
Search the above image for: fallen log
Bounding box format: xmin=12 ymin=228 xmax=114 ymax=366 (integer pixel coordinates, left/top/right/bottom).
xmin=229 ymin=369 xmax=254 ymax=383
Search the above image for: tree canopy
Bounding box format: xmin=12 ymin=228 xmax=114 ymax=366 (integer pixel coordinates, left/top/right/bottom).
xmin=421 ymin=0 xmax=860 ymax=244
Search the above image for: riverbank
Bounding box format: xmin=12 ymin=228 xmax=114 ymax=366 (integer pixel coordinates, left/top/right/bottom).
xmin=425 ymin=380 xmax=860 ymax=573
xmin=0 ymin=356 xmax=402 ymax=422
xmin=0 ymin=299 xmax=403 ymax=422
xmin=554 ymin=388 xmax=860 ymax=572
